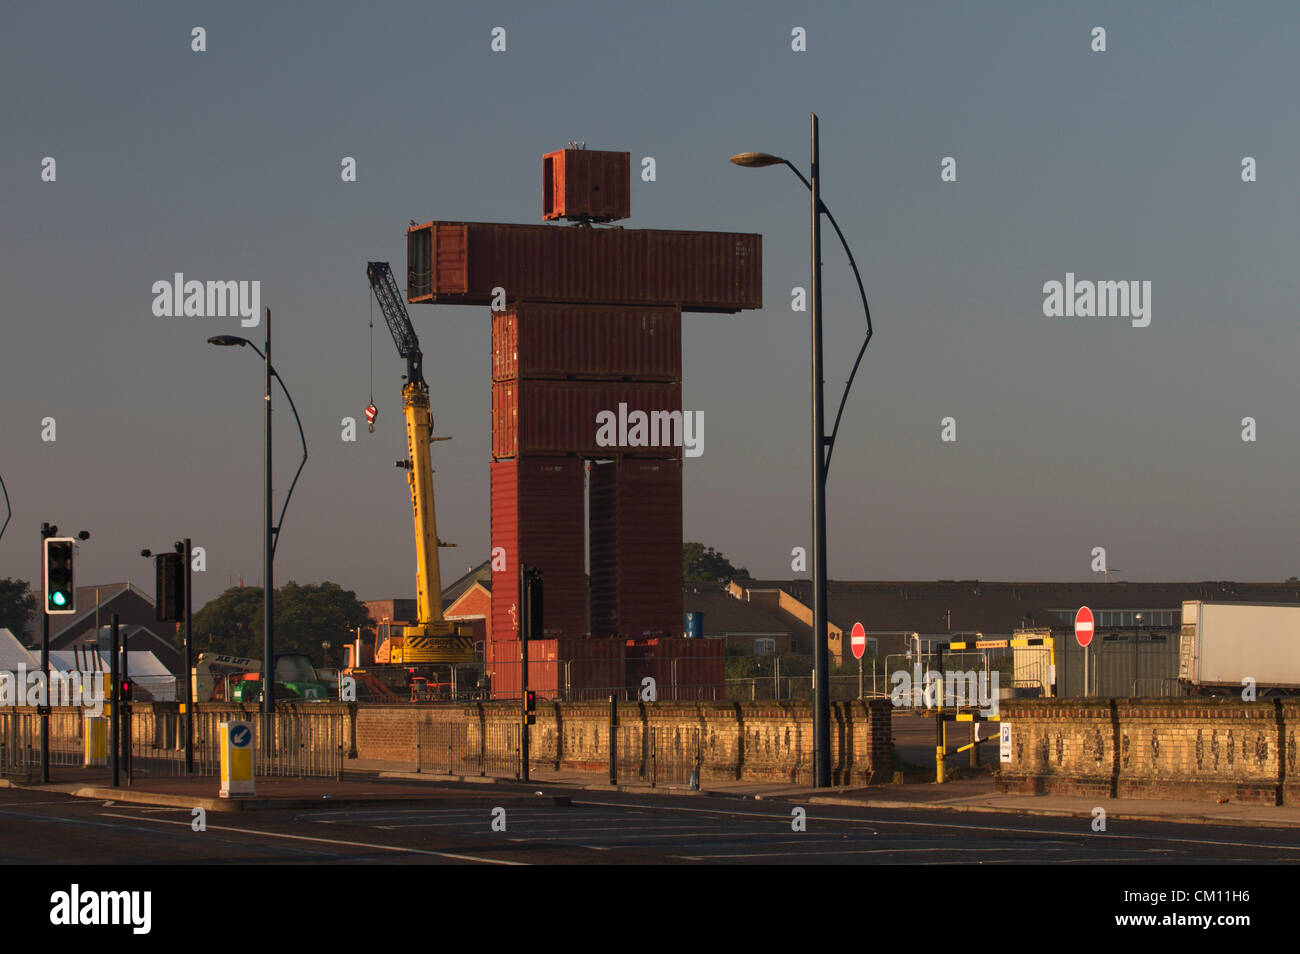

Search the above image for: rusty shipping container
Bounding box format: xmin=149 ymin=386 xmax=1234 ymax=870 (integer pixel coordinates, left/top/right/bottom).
xmin=492 ymin=379 xmax=683 ymax=460
xmin=407 ymin=221 xmax=761 ymax=313
xmin=485 ymin=638 xmax=562 ymax=701
xmin=590 ymin=459 xmax=684 ymax=639
xmin=543 ymin=149 xmax=630 ymax=223
xmin=492 ymin=302 xmax=682 ymax=382
xmin=626 ymin=637 xmax=724 ymax=701
xmin=486 ymin=638 xmax=624 ymax=701
xmin=490 ymin=458 xmax=587 ymax=641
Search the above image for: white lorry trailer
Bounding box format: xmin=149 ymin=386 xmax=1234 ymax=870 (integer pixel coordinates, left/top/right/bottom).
xmin=1179 ymin=601 xmax=1300 ymax=696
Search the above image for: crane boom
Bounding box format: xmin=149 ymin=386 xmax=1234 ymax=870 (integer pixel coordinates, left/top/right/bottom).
xmin=366 ymin=261 xmax=473 ymax=664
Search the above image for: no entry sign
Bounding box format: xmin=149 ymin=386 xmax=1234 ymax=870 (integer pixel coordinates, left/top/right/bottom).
xmin=850 ymin=622 xmax=867 ymax=660
xmin=1075 ymin=606 xmax=1095 ymax=647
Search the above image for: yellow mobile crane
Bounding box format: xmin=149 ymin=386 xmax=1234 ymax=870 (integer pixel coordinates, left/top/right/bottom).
xmin=366 ymin=262 xmax=475 ymax=665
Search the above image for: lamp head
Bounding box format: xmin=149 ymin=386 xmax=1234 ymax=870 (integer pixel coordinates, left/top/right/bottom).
xmin=729 ymin=151 xmax=785 ymax=168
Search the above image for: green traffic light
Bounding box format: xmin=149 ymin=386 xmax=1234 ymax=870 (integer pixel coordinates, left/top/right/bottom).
xmin=51 ymin=592 xmax=67 ymax=607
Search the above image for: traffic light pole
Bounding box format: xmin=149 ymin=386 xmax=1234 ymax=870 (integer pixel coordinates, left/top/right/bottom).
xmin=111 ymin=614 xmax=120 ymax=788
xmin=39 ymin=523 xmax=53 ymax=784
xmin=519 ymin=563 xmax=530 ymax=783
xmin=183 ymin=538 xmax=194 ymax=774
xmin=39 ymin=607 xmax=49 ymax=783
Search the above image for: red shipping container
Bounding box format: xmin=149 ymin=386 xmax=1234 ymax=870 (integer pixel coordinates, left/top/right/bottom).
xmin=492 ymin=379 xmax=683 ymax=460
xmin=490 ymin=458 xmax=587 ymax=641
xmin=407 ymin=221 xmax=762 ymax=313
xmin=486 ymin=637 xmax=625 ymax=701
xmin=485 ymin=638 xmax=562 ymax=701
xmin=590 ymin=459 xmax=683 ymax=638
xmin=543 ymin=149 xmax=630 ymax=223
xmin=626 ymin=637 xmax=724 ymax=701
xmin=492 ymin=302 xmax=681 ymax=382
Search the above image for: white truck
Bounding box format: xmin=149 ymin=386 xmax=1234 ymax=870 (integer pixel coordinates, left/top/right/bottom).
xmin=1179 ymin=601 xmax=1300 ymax=697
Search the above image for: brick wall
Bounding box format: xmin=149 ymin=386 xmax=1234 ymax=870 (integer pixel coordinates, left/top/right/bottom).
xmin=997 ymin=698 xmax=1297 ymax=805
xmin=350 ymin=698 xmax=893 ymax=784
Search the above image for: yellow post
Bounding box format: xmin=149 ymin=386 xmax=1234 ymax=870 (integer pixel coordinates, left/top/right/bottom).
xmin=83 ymin=715 xmax=108 ymax=767
xmin=219 ymin=721 xmax=256 ymax=798
xmin=936 ymin=644 xmax=946 ymax=783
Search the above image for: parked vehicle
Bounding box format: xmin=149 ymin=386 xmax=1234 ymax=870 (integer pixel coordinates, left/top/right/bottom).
xmin=1179 ymin=601 xmax=1300 ymax=697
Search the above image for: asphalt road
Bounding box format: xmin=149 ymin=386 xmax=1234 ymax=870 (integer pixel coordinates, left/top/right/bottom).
xmin=2 ymin=785 xmax=1299 ymax=865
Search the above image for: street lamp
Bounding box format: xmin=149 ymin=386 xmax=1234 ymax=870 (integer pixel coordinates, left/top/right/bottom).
xmin=208 ymin=313 xmax=308 ymax=718
xmin=0 ymin=470 xmax=10 ymax=542
xmin=731 ymin=114 xmax=876 ymax=787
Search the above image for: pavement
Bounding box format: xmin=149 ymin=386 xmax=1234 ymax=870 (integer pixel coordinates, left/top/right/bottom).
xmin=7 ymin=757 xmax=1300 ymax=829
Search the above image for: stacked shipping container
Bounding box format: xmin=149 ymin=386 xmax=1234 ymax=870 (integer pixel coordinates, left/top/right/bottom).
xmin=409 ymin=147 xmax=760 ymax=701
xmin=589 ymin=459 xmax=684 ymax=639
xmin=490 ymin=299 xmax=685 ymax=654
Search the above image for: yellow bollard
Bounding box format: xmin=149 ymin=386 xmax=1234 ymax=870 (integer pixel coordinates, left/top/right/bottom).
xmin=219 ymin=721 xmax=256 ymax=798
xmin=83 ymin=715 xmax=108 ymax=767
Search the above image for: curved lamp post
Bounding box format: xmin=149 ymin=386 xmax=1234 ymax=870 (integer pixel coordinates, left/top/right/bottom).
xmin=208 ymin=315 xmax=308 ymax=718
xmin=731 ymin=115 xmax=876 ymax=787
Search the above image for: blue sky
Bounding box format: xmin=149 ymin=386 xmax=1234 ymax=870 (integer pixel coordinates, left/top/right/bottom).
xmin=3 ymin=1 xmax=1299 ymax=606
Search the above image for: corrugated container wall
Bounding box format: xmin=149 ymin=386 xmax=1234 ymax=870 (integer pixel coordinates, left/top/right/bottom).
xmin=407 ymin=222 xmax=761 ymax=313
xmin=487 ymin=638 xmax=625 ymax=701
xmin=543 ymin=150 xmax=630 ymax=223
xmin=490 ymin=458 xmax=587 ymax=641
xmin=625 ymin=637 xmax=724 ymax=700
xmin=492 ymin=379 xmax=683 ymax=460
xmin=590 ymin=459 xmax=683 ymax=638
xmin=492 ymin=303 xmax=681 ymax=382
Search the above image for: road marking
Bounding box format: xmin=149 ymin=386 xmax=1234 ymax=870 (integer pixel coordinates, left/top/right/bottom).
xmin=574 ymin=800 xmax=1300 ymax=853
xmin=96 ymin=812 xmax=525 ymax=865
xmin=678 ymin=845 xmax=1148 ymax=860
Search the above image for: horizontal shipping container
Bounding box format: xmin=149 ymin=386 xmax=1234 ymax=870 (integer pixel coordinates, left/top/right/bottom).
xmin=492 ymin=302 xmax=681 ymax=382
xmin=590 ymin=459 xmax=684 ymax=638
xmin=487 ymin=638 xmax=626 ymax=701
xmin=543 ymin=149 xmax=630 ymax=223
xmin=492 ymin=379 xmax=684 ymax=459
xmin=408 ymin=221 xmax=761 ymax=313
xmin=490 ymin=458 xmax=587 ymax=640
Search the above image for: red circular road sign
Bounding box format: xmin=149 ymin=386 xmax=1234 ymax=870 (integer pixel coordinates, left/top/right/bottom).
xmin=850 ymin=622 xmax=867 ymax=660
xmin=1075 ymin=606 xmax=1095 ymax=647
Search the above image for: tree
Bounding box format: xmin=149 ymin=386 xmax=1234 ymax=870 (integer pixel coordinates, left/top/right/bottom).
xmin=683 ymin=542 xmax=749 ymax=586
xmin=191 ymin=586 xmax=264 ymax=658
xmin=191 ymin=581 xmax=374 ymax=662
xmin=0 ymin=578 xmax=36 ymax=638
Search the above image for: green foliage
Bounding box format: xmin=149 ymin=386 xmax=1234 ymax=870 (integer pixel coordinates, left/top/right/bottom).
xmin=192 ymin=582 xmax=374 ymax=661
xmin=0 ymin=578 xmax=36 ymax=639
xmin=683 ymin=542 xmax=748 ymax=586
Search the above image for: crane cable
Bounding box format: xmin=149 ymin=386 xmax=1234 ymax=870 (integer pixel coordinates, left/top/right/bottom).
xmin=366 ymin=286 xmax=377 ymax=432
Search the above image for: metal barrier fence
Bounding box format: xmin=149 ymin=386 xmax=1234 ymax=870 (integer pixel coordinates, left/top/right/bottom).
xmin=126 ymin=709 xmax=347 ymax=779
xmin=0 ymin=707 xmax=345 ymax=781
xmin=610 ymin=724 xmax=702 ymax=787
xmin=481 ymin=659 xmax=727 ymax=703
xmin=416 ymin=717 xmax=519 ymax=779
xmin=0 ymin=710 xmax=97 ymax=779
xmin=649 ymin=726 xmax=701 ymax=787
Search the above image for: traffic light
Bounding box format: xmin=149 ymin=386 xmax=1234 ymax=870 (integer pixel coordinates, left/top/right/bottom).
xmin=524 ymin=690 xmax=536 ymax=725
xmin=522 ymin=566 xmax=543 ymax=640
xmin=155 ymin=552 xmax=184 ymax=622
xmin=119 ymin=678 xmax=132 ymax=703
xmin=43 ymin=537 xmax=76 ymax=615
